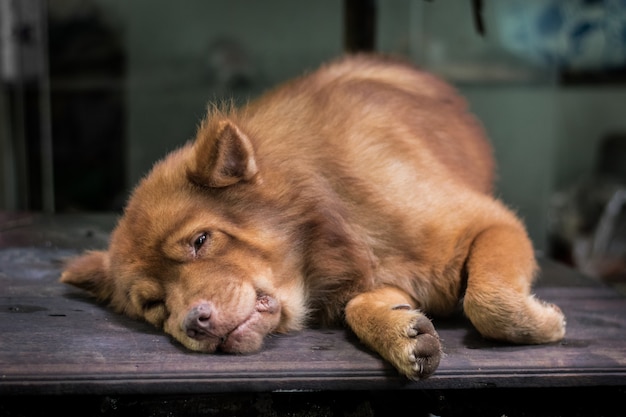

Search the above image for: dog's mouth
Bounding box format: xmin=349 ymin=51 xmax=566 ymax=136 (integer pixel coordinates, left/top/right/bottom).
xmin=219 ymin=294 xmax=280 ymax=352
xmin=183 ymin=293 xmax=281 ymax=353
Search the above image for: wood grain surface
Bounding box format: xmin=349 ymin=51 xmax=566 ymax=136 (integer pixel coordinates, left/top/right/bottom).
xmin=1 ymin=213 xmax=625 ymax=395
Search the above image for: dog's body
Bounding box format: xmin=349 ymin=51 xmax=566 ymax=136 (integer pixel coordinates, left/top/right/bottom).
xmin=61 ymin=54 xmax=565 ymax=379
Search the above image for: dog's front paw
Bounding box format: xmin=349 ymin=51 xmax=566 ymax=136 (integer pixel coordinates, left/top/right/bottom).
xmin=392 ymin=310 xmax=442 ymax=380
xmin=345 ymin=288 xmax=443 ymax=379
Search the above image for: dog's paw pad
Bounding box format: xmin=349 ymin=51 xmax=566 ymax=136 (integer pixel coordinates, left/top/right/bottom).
xmin=408 ymin=314 xmax=437 ymax=338
xmin=396 ymin=313 xmax=442 ymax=379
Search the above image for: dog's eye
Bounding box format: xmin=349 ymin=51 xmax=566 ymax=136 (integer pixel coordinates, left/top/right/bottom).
xmin=193 ymin=232 xmax=209 ymax=253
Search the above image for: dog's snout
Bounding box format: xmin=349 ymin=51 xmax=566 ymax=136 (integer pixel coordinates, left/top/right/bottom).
xmin=184 ymin=302 xmax=213 ymax=338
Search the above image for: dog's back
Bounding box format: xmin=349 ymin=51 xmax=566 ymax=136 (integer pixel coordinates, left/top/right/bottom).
xmin=244 ymin=55 xmax=495 ymax=196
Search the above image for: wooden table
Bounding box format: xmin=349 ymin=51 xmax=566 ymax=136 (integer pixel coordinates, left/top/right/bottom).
xmin=1 ymin=212 xmax=625 ymax=415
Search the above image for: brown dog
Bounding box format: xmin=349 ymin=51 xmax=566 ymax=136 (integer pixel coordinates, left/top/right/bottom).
xmin=61 ymin=54 xmax=565 ymax=379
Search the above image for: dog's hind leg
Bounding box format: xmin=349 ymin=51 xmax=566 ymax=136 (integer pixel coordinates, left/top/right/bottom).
xmin=462 ymin=224 xmax=566 ymax=344
xmin=344 ymin=286 xmax=442 ymax=380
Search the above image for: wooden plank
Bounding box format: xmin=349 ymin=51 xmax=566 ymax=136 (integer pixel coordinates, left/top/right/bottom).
xmin=1 ymin=213 xmax=625 ymax=394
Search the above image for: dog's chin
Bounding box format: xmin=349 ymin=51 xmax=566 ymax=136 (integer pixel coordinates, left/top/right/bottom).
xmin=218 ymin=312 xmax=273 ymax=353
xmin=178 ymin=331 xmax=266 ymax=354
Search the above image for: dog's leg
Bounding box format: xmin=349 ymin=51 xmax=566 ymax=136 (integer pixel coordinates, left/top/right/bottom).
xmin=344 ymin=286 xmax=442 ymax=380
xmin=463 ymin=224 xmax=566 ymax=344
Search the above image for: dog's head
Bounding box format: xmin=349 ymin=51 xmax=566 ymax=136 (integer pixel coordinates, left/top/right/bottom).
xmin=61 ymin=115 xmax=308 ymax=353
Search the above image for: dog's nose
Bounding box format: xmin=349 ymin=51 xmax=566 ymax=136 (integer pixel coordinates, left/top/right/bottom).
xmin=184 ymin=302 xmax=213 ymax=338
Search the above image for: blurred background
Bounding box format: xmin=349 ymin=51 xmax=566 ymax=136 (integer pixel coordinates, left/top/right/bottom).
xmin=1 ymin=0 xmax=625 ymax=285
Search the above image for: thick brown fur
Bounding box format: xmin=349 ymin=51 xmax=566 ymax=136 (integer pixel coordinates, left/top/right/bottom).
xmin=61 ymin=54 xmax=565 ymax=379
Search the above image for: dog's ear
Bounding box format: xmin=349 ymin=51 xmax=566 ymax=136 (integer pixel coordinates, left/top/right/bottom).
xmin=188 ymin=119 xmax=258 ymax=188
xmin=60 ymin=250 xmax=115 ymax=303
